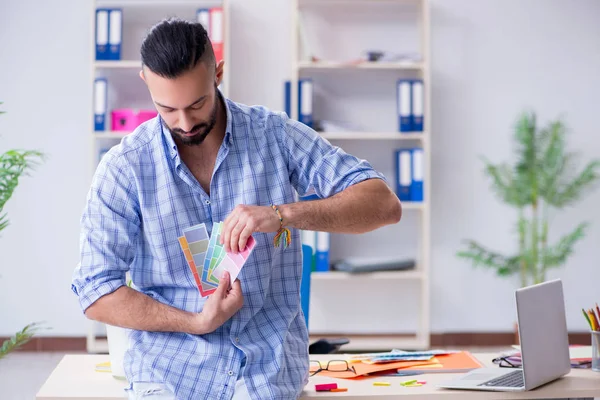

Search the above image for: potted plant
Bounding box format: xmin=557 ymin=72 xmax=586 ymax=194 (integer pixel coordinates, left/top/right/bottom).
xmin=457 ymin=111 xmax=600 ymax=341
xmin=0 ymin=101 xmax=45 ymax=359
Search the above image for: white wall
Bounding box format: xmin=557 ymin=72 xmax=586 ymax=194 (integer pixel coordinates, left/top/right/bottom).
xmin=0 ymin=0 xmax=599 ymax=337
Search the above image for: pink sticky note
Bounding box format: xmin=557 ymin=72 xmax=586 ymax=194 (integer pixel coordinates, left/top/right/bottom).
xmin=316 ymin=383 xmax=337 ymax=391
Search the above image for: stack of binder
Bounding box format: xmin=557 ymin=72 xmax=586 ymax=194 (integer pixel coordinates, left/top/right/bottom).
xmin=395 ymin=148 xmax=424 ymax=201
xmin=397 ymin=79 xmax=424 ymax=133
xmin=95 ymin=8 xmax=122 ymax=60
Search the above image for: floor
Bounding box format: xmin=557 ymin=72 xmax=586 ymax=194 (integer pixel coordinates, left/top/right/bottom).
xmin=0 ymin=352 xmax=84 ymax=400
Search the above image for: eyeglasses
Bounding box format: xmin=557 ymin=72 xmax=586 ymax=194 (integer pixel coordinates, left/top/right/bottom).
xmin=492 ymin=355 xmax=522 ymax=368
xmin=309 ymin=359 xmax=356 ymax=377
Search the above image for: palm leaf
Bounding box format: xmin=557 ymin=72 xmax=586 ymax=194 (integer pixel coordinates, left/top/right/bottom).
xmin=457 ymin=240 xmax=521 ymax=277
xmin=0 ymin=149 xmax=44 ymax=233
xmin=0 ymin=322 xmax=46 ymax=360
xmin=482 ymin=160 xmax=530 ymax=207
xmin=550 ymin=160 xmax=600 ymax=207
xmin=513 ymin=111 xmax=538 ymax=202
xmin=538 ymin=121 xmax=567 ymax=201
xmin=542 ymin=222 xmax=588 ymax=269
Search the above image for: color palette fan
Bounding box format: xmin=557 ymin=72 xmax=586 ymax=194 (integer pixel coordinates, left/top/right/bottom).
xmin=178 ymin=222 xmax=256 ymax=297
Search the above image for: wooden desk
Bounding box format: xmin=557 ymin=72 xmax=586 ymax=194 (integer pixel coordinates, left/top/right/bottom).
xmin=36 ymin=353 xmax=600 ymax=399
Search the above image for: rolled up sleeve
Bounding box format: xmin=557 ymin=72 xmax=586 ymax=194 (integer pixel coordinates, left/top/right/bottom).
xmin=273 ymin=114 xmax=387 ymax=198
xmin=71 ymin=151 xmax=140 ymax=313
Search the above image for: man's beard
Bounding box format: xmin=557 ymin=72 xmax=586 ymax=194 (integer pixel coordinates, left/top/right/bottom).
xmin=169 ymin=96 xmax=218 ymax=146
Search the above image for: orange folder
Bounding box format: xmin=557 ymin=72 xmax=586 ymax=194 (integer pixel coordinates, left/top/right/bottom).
xmin=309 ymin=352 xmax=483 ymax=379
xmin=310 ymin=359 xmax=437 ymax=379
xmin=399 ymin=351 xmax=483 ymax=374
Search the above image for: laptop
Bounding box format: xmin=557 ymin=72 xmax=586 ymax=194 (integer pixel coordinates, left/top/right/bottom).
xmin=439 ymin=279 xmax=571 ymax=392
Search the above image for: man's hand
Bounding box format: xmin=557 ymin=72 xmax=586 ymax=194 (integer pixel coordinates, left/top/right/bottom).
xmin=220 ymin=204 xmax=280 ymax=253
xmin=194 ymin=272 xmax=244 ymax=334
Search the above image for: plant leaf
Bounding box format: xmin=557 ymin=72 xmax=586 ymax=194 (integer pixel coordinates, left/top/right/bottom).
xmin=457 ymin=240 xmax=520 ymax=277
xmin=0 ymin=322 xmax=46 ymax=360
xmin=549 ymin=160 xmax=600 ymax=207
xmin=0 ymin=150 xmax=45 ymax=233
xmin=542 ymin=222 xmax=588 ymax=269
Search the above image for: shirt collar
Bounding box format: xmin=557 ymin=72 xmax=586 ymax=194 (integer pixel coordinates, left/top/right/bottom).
xmin=160 ymin=89 xmax=233 ymax=160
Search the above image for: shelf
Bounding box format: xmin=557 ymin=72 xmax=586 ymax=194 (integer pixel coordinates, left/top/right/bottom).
xmin=312 ymin=269 xmax=423 ymax=281
xmin=299 ymin=0 xmax=424 ymax=7
xmin=94 ymin=60 xmax=142 ymax=69
xmin=319 ymin=132 xmax=425 ymax=140
xmin=96 ymin=0 xmax=223 ymax=6
xmin=402 ymin=201 xmax=425 ymax=210
xmin=297 ymin=60 xmax=423 ymax=71
xmin=94 ymin=132 xmax=130 ymax=139
xmin=308 ymin=334 xmax=429 ymax=352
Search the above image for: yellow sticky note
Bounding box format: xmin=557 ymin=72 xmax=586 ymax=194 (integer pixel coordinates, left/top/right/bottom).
xmin=373 ymin=381 xmax=391 ymax=386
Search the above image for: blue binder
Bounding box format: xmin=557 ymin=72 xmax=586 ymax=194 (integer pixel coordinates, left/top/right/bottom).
xmin=108 ymin=9 xmax=122 ymax=60
xmin=298 ymin=79 xmax=313 ymax=128
xmin=94 ymin=78 xmax=107 ymax=131
xmin=397 ymin=79 xmax=412 ymax=132
xmin=95 ymin=9 xmax=109 ymax=60
xmin=300 ymin=243 xmax=312 ymax=329
xmin=411 ymin=148 xmax=424 ymax=201
xmin=284 ymin=80 xmax=291 ymax=117
xmin=395 ymin=149 xmax=412 ymax=201
xmin=411 ymin=80 xmax=424 ymax=132
xmin=315 ymin=232 xmax=329 ymax=272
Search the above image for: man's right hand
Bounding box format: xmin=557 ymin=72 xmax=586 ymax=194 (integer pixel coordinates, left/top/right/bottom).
xmin=192 ymin=271 xmax=244 ymax=335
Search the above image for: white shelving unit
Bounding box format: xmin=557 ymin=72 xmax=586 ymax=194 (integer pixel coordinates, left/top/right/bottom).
xmin=87 ymin=0 xmax=230 ymax=354
xmin=291 ymin=0 xmax=431 ymax=350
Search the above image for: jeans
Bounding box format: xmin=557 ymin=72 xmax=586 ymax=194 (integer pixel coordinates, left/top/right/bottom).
xmin=128 ymin=362 xmax=251 ymax=399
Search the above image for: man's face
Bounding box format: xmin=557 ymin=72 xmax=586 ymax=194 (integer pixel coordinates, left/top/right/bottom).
xmin=141 ymin=61 xmax=218 ymax=146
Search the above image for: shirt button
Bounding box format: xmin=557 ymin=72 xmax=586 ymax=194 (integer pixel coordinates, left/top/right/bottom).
xmin=228 ymin=370 xmax=234 ymax=376
xmin=205 ymin=199 xmax=211 ymax=205
xmin=235 ymin=337 xmax=240 ymax=343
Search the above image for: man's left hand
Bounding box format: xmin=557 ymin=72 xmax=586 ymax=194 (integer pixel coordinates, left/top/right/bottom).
xmin=220 ymin=205 xmax=281 ymax=253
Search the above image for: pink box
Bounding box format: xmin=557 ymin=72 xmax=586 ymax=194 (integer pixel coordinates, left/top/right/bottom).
xmin=111 ymin=109 xmax=158 ymax=132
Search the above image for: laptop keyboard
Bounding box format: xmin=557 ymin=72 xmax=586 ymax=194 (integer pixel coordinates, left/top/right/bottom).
xmin=478 ymin=370 xmax=524 ymax=388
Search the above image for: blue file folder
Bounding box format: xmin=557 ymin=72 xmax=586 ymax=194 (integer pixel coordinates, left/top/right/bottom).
xmin=301 ymin=243 xmax=312 ymax=329
xmin=395 ymin=149 xmax=412 ymax=201
xmin=108 ymin=9 xmax=122 ymax=60
xmin=95 ymin=9 xmax=109 ymax=60
xmin=411 ymin=148 xmax=424 ymax=201
xmin=411 ymin=80 xmax=424 ymax=132
xmin=397 ymin=79 xmax=412 ymax=132
xmin=94 ymin=78 xmax=107 ymax=131
xmin=298 ymin=79 xmax=313 ymax=128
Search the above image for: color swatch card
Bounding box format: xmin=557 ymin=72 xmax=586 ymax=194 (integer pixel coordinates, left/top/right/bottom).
xmin=179 ymin=221 xmax=256 ymax=297
xmin=210 ymin=235 xmax=256 ymax=285
xmin=178 ymin=223 xmax=217 ymax=297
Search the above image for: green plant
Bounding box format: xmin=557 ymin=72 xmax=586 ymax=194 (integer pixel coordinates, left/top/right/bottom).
xmin=0 ymin=323 xmax=45 ymax=360
xmin=0 ymin=101 xmax=45 ymax=358
xmin=457 ymin=111 xmax=600 ymax=288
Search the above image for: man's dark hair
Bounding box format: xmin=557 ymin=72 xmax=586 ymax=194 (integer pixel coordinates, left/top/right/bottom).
xmin=140 ymin=18 xmax=215 ymax=79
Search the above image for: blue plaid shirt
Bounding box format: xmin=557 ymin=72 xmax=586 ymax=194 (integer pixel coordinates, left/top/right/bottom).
xmin=72 ymin=96 xmax=384 ymax=399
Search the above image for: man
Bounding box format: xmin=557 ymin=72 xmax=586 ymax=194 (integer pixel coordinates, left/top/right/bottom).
xmin=72 ymin=18 xmax=402 ymax=400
